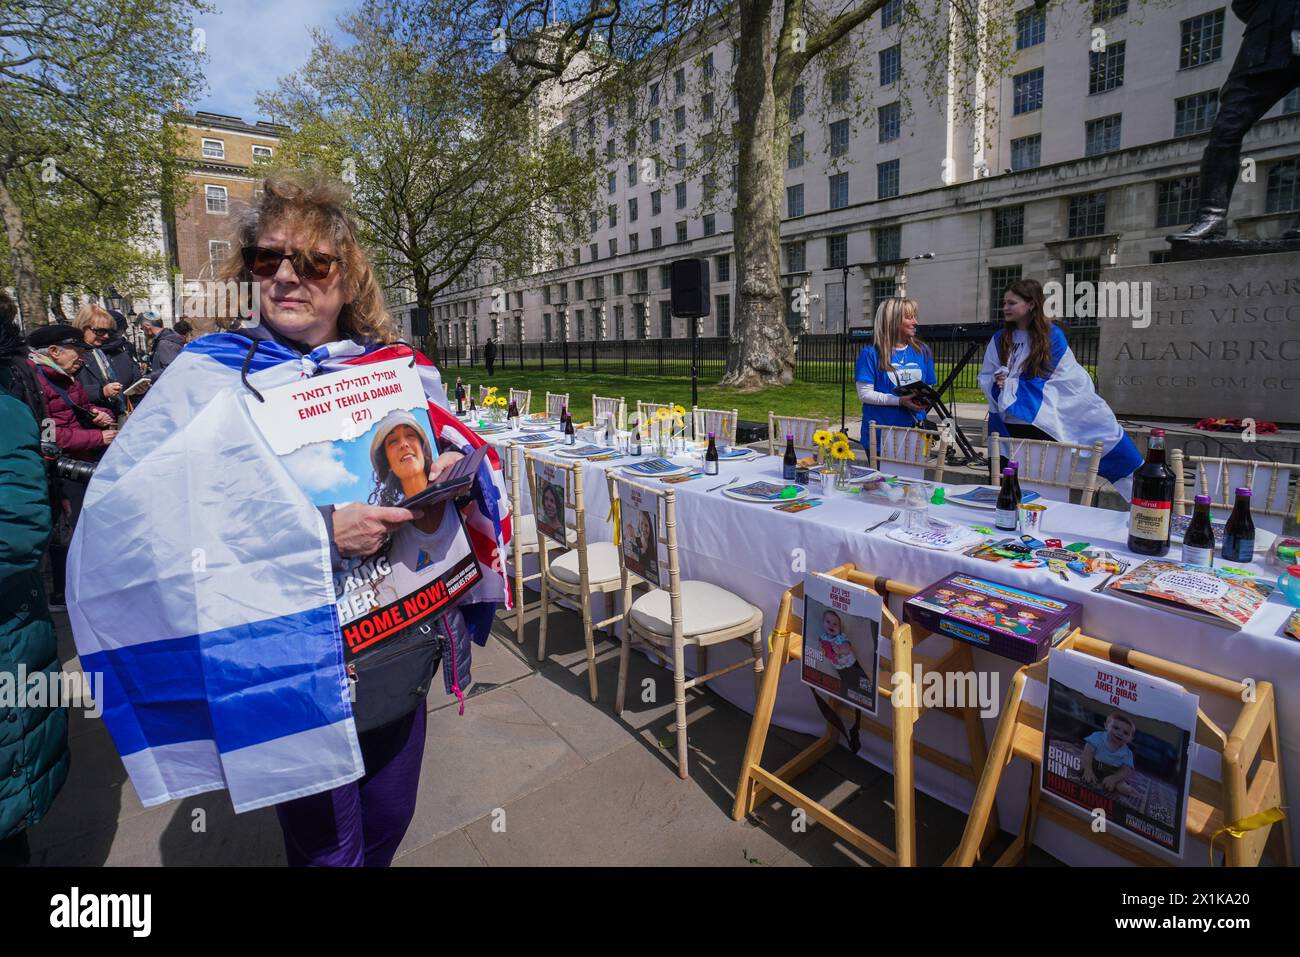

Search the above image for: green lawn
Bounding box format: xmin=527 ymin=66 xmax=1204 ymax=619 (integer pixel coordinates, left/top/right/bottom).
xmin=455 ymin=367 xmax=986 ymax=424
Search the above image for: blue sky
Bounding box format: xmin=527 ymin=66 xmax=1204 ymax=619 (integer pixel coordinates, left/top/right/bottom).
xmin=193 ymin=0 xmax=356 ymax=121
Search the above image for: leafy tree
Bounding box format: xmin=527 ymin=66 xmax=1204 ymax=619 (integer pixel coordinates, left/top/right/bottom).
xmin=0 ymin=0 xmax=205 ymax=325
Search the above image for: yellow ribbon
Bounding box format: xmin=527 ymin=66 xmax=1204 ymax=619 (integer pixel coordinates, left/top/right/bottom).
xmin=1208 ymin=806 xmax=1285 ymax=864
xmin=608 ymin=498 xmax=621 ymax=546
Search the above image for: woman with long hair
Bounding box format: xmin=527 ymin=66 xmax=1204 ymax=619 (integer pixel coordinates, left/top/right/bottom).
xmin=853 ymin=296 xmax=936 ymax=449
xmin=978 ymin=278 xmax=1142 ymax=496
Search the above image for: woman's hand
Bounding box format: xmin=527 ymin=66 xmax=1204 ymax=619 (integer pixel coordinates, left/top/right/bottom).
xmin=900 ymin=395 xmax=927 ymax=412
xmin=91 ymin=409 xmax=114 ymax=428
xmin=332 ymin=503 xmax=422 ymax=557
xmin=994 ymin=372 xmax=1006 ymax=389
xmin=103 ymin=382 xmax=123 ymax=399
xmin=101 ymin=429 xmax=118 ymax=445
xmin=428 ymin=450 xmax=464 ymax=483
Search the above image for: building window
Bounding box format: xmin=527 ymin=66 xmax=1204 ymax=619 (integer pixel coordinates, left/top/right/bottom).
xmin=1010 ymin=134 xmax=1041 ymax=171
xmin=1266 ymin=159 xmax=1300 ymax=213
xmin=589 ymin=243 xmax=599 ymax=262
xmin=649 ymin=82 xmax=660 ymax=106
xmin=703 ymin=52 xmax=714 ymax=80
xmin=1013 ymin=68 xmax=1044 ymax=114
xmin=589 ymin=210 xmax=599 ymax=232
xmin=635 ymin=268 xmax=649 ymax=293
xmin=874 ymin=224 xmax=901 ymax=261
xmin=702 ymin=92 xmax=714 ymax=119
xmin=878 ymin=103 xmax=900 ymax=143
xmin=627 ymin=162 xmax=637 ymax=186
xmin=703 ymin=213 xmax=716 ymax=236
xmin=629 ymin=232 xmax=640 ymax=252
xmin=660 ymin=300 xmax=673 ymax=337
xmin=993 ymin=206 xmax=1025 ymax=247
xmin=1092 ymin=0 xmax=1127 ymax=22
xmin=716 ymin=294 xmax=731 ymax=337
xmin=1088 ymin=41 xmax=1125 ymax=94
xmin=208 ymin=240 xmax=230 ymax=268
xmin=543 ymin=285 xmax=552 ymax=305
xmin=606 ymin=139 xmax=615 ymax=159
xmin=660 ymin=264 xmax=672 ymax=289
xmin=827 ymin=234 xmax=848 ymax=269
xmin=788 ymin=133 xmax=804 ymax=169
xmin=879 ymin=45 xmax=901 ymax=86
xmin=576 ymin=308 xmax=586 ymax=340
xmin=205 ymin=185 xmax=228 ymax=214
xmin=651 ymin=226 xmax=663 ymax=247
xmin=1085 ymin=114 xmax=1122 ymax=155
xmin=716 ymin=253 xmax=730 ymax=282
xmin=787 ymin=183 xmax=804 ymax=217
xmin=675 ymin=182 xmax=687 ymax=209
xmin=674 ymin=105 xmax=686 ymax=133
xmin=1175 ymin=90 xmax=1219 ymax=135
xmin=1016 ymin=6 xmax=1046 ymax=48
xmin=676 ymin=220 xmax=688 ymax=242
xmin=1149 ymin=250 xmax=1171 ymax=264
xmin=608 ymin=171 xmax=617 ymax=194
xmin=791 ymin=84 xmax=805 ymax=119
xmin=829 ymin=119 xmax=850 ymax=157
xmin=251 ymin=145 xmax=273 ymax=160
xmin=829 ymin=68 xmax=849 ymax=106
xmin=1067 ymin=192 xmax=1107 ymax=238
xmin=201 ymin=138 xmax=225 ymax=159
xmin=674 ymin=67 xmax=686 ymax=97
xmin=650 ymin=118 xmax=661 ymax=143
xmin=675 ymin=144 xmax=686 ymax=170
xmin=989 ymin=266 xmax=1023 ymax=320
xmin=881 ymin=0 xmax=902 ymax=28
xmin=576 ymin=278 xmax=585 ymax=299
xmin=614 ymin=304 xmax=624 ymax=339
xmin=609 ymin=237 xmax=618 ymax=256
xmin=785 ymin=241 xmax=807 ymax=273
xmin=613 ymin=273 xmax=624 ymax=295
xmin=877 ymin=159 xmax=899 ymax=199
xmin=651 ymin=189 xmax=662 ymax=215
xmin=830 ymin=172 xmax=849 ymax=209
xmin=629 ymin=197 xmax=638 ymax=221
xmin=1180 ymin=10 xmax=1224 ymax=69
xmin=1060 ymin=258 xmax=1102 ymax=327
xmin=544 ymin=314 xmax=552 ymax=341
xmin=608 ymin=203 xmax=618 ymax=228
xmin=1284 ymin=88 xmax=1300 ymax=114
xmin=1155 ymin=176 xmax=1199 ymax=227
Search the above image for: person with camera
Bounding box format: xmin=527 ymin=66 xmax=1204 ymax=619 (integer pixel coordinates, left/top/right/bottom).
xmin=24 ymin=324 xmax=117 ymax=607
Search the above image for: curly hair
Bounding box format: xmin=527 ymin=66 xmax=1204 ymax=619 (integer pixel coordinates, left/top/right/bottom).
xmin=216 ymin=171 xmax=396 ymax=344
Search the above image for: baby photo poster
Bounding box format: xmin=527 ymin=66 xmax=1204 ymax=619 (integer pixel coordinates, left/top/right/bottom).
xmin=800 ymin=573 xmax=882 ymax=715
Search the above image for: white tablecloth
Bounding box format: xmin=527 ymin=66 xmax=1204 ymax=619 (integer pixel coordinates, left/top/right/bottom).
xmin=481 ymin=424 xmax=1299 ymax=865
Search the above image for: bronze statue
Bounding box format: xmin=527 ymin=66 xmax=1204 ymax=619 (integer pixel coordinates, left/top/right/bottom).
xmin=1169 ymin=0 xmax=1300 ymax=242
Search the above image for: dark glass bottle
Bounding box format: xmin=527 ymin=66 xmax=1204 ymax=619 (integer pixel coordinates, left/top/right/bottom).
xmin=507 ymin=399 xmax=518 ymax=427
xmin=631 ymin=419 xmax=642 ymax=457
xmin=995 ymin=467 xmax=1019 ymax=531
xmin=1127 ymin=428 xmax=1175 ymax=556
xmin=455 ymin=381 xmax=464 ymax=415
xmin=564 ymin=412 xmax=576 ymax=446
xmin=1008 ymin=460 xmax=1022 ymax=504
xmin=704 ymin=432 xmax=719 ymax=476
xmin=1180 ymin=493 xmax=1215 ymax=568
xmin=782 ymin=434 xmax=797 ymax=481
xmin=1221 ymin=487 xmax=1255 ymax=563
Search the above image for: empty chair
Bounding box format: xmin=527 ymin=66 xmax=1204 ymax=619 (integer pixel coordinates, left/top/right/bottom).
xmin=545 ymin=391 xmax=570 ymax=420
xmin=767 ymin=412 xmax=830 ymax=456
xmin=692 ymin=406 xmax=739 ymax=445
xmin=1171 ymin=451 xmax=1300 ymax=535
xmin=509 ymin=388 xmax=532 ymax=416
xmin=592 ymin=394 xmax=627 ymax=431
xmin=607 ymin=475 xmax=765 ymax=780
xmin=868 ymin=421 xmax=947 ymax=482
xmin=526 ymin=451 xmax=624 ymax=701
xmin=636 ymin=400 xmax=673 ymax=428
xmin=478 ymin=384 xmax=493 ymax=406
xmin=987 ymin=433 xmax=1105 ymax=506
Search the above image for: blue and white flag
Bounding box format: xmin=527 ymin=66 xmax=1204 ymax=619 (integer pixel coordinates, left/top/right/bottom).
xmin=67 ymin=331 xmax=508 ymax=813
xmin=979 ymin=325 xmax=1142 ymax=498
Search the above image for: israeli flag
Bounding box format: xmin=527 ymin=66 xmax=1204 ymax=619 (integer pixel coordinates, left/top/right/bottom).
xmin=67 ymin=338 xmax=367 ymax=813
xmin=979 ymin=326 xmax=1142 ymax=498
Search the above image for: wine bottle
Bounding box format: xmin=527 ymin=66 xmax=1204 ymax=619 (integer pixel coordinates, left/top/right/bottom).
xmin=631 ymin=419 xmax=642 ymax=457
xmin=507 ymin=399 xmax=518 ymax=428
xmin=455 ymin=380 xmax=464 ymax=415
xmin=704 ymin=431 xmax=719 ymax=476
xmin=564 ymin=412 xmax=576 ymax=446
xmin=782 ymin=434 xmax=797 ymax=482
xmin=1221 ymin=487 xmax=1255 ymax=563
xmin=1008 ymin=460 xmax=1022 ymax=504
xmin=1127 ymin=428 xmax=1175 ymax=556
xmin=1180 ymin=494 xmax=1215 ymax=568
xmin=995 ymin=467 xmax=1019 ymax=531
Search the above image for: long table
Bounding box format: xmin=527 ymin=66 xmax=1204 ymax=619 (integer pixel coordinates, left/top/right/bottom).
xmin=481 ymin=424 xmax=1299 ymax=864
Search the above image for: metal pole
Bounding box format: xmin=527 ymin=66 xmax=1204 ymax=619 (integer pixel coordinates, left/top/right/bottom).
xmin=840 ymin=264 xmax=849 ymax=434
xmin=690 ymin=315 xmax=699 ymax=415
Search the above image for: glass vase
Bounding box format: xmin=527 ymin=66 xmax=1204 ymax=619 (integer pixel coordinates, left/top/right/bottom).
xmin=835 ymin=457 xmax=854 ymax=491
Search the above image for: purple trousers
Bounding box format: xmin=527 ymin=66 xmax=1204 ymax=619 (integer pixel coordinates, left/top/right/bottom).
xmin=275 ymin=705 xmax=427 ymax=867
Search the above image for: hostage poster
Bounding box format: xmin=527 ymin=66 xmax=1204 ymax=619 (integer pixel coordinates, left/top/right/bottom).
xmin=800 ymin=573 xmax=882 ymax=715
xmin=1040 ymin=648 xmax=1198 ymax=858
xmin=245 ymin=356 xmax=481 ymax=659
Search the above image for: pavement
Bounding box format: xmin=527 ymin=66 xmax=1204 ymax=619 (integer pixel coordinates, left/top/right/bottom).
xmin=30 ymin=598 xmax=1060 ymax=867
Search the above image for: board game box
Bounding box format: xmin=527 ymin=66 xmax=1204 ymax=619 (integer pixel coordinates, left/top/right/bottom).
xmin=903 ymin=573 xmax=1083 ymax=663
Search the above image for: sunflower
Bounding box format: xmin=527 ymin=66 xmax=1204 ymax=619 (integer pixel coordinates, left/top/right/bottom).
xmin=655 ymin=407 xmax=672 ymax=421
xmin=673 ymin=404 xmax=686 ymax=416
xmin=830 ymin=440 xmax=853 ymax=460
xmin=812 ymin=430 xmax=832 ymax=448
xmin=487 ymin=386 xmax=498 ymax=395
xmin=833 ymin=431 xmax=850 ymax=446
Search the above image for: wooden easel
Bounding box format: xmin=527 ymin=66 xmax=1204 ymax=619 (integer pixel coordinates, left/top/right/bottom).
xmin=952 ymin=631 xmax=1293 ymax=867
xmin=732 ymin=564 xmax=1000 ymax=866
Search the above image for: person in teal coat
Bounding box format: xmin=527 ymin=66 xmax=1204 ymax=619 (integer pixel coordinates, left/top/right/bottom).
xmin=0 ymin=372 xmax=70 ymax=865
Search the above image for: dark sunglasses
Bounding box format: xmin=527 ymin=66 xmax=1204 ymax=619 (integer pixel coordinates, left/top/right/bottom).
xmin=241 ymin=245 xmax=341 ymax=281
xmin=89 ymin=326 xmax=114 ymax=336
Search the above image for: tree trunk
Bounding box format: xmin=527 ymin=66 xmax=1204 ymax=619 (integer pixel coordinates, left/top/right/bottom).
xmin=721 ymin=0 xmax=795 ymax=391
xmin=0 ymin=177 xmax=48 ymax=327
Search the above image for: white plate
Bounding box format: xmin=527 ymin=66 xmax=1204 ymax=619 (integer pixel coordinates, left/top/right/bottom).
xmin=722 ymin=482 xmax=808 ymax=504
xmin=619 ymin=459 xmax=693 ymax=478
xmin=555 ymin=445 xmax=616 ymax=459
xmin=522 ymin=421 xmax=559 ymax=431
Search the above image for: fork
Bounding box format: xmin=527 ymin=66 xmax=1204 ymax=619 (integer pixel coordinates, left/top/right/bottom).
xmin=864 ymin=509 xmax=901 ymax=533
xmin=708 ymin=476 xmax=739 ymax=493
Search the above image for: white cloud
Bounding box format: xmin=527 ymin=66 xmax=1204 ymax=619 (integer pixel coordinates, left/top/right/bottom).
xmin=281 ymin=441 xmax=359 ymax=493
xmin=194 ymin=0 xmax=357 ymax=121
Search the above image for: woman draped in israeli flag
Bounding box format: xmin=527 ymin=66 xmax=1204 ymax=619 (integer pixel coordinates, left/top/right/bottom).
xmin=67 ymin=172 xmax=510 ymax=867
xmin=978 ymin=278 xmax=1142 ymax=499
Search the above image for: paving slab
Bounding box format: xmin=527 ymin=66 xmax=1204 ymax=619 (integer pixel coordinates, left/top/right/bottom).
xmin=394 ymin=829 xmax=485 ymax=867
